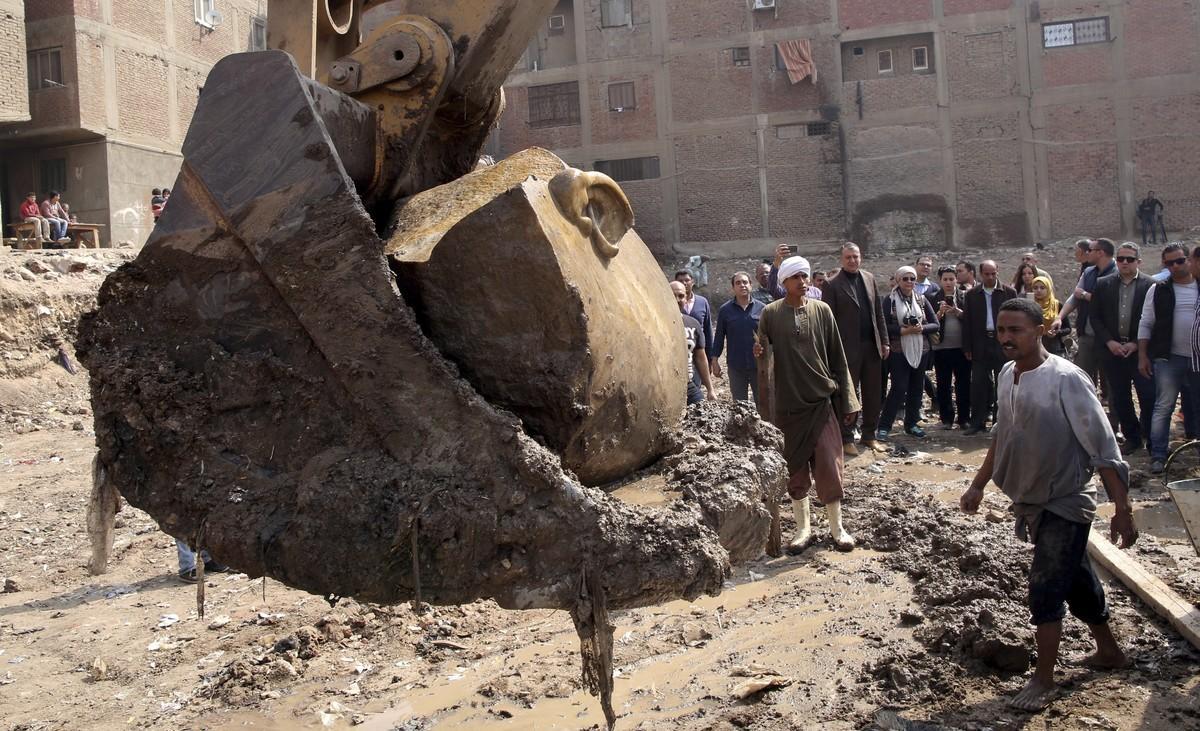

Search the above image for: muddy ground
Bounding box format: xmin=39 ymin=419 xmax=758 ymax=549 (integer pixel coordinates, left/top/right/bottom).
xmin=3 ymin=245 xmax=1200 ymax=730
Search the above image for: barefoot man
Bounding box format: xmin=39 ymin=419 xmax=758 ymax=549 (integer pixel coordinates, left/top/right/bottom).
xmin=961 ymin=298 xmax=1137 ymax=712
xmin=755 ymin=256 xmax=860 ymax=552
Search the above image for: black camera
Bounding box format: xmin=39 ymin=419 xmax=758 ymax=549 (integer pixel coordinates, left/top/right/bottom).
xmin=902 ymin=315 xmax=920 ymax=327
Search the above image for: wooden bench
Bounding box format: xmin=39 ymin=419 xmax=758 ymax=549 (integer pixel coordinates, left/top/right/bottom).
xmin=66 ymin=222 xmax=105 ymax=248
xmin=7 ymin=221 xmax=40 ymax=248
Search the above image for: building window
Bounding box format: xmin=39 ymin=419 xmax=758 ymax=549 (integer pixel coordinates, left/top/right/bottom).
xmin=594 ymin=157 xmax=659 ymax=182
xmin=600 ymin=0 xmax=631 ymax=28
xmin=806 ymin=121 xmax=832 ymax=136
xmin=852 ymin=46 xmax=864 ymax=56
xmin=776 ymin=123 xmax=832 ymax=139
xmin=528 ymin=82 xmax=581 ymax=128
xmin=877 ymin=49 xmax=893 ymax=74
xmin=912 ymin=46 xmax=929 ymax=71
xmin=249 ymin=16 xmax=267 ymax=50
xmin=40 ymin=159 xmax=67 ymax=194
xmin=1043 ymin=17 xmax=1109 ymax=48
xmin=731 ymin=47 xmax=751 ymax=67
xmin=607 ymin=81 xmax=635 ymax=112
xmin=548 ymin=14 xmax=566 ymax=34
xmin=27 ymin=47 xmax=63 ymax=91
xmin=194 ymin=0 xmax=217 ymax=27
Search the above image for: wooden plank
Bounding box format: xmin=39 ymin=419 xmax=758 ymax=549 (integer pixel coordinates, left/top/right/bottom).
xmin=1087 ymin=533 xmax=1200 ymax=650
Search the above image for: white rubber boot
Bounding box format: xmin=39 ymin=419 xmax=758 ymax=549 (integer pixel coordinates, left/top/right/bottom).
xmin=826 ymin=500 xmax=855 ymax=551
xmin=788 ymin=497 xmax=813 ymax=554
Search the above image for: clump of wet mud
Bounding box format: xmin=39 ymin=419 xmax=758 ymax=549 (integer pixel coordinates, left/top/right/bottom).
xmin=847 ymin=481 xmax=1038 ymax=704
xmin=654 ymin=400 xmax=788 ymax=564
xmin=846 ymin=478 xmax=1200 ymax=715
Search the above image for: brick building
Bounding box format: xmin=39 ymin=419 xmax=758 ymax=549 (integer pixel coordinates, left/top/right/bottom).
xmin=491 ymin=0 xmax=1200 ymax=258
xmin=0 ymin=0 xmax=267 ymax=246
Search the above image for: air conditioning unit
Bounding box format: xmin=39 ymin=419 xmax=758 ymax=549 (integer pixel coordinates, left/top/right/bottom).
xmin=753 ymin=0 xmax=776 ymax=10
xmin=549 ymin=14 xmax=565 ymax=31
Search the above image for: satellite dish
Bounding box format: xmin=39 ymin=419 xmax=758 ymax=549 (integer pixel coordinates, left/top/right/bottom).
xmin=206 ymin=8 xmax=223 ymax=27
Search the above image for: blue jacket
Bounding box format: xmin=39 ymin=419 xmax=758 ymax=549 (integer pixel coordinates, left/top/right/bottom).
xmin=685 ymin=294 xmax=714 ymax=354
xmin=712 ymin=298 xmax=765 ymax=372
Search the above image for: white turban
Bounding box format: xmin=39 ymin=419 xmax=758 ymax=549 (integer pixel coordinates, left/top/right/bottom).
xmin=778 ymin=256 xmax=811 ymax=284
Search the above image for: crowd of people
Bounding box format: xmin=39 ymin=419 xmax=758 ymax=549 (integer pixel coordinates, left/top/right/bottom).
xmin=676 ymin=237 xmax=1200 ymax=475
xmin=670 ymin=236 xmax=1152 ymax=711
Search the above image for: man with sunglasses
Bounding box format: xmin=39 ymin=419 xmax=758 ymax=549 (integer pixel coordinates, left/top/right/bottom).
xmin=1137 ymin=244 xmax=1200 ymax=473
xmin=1091 ymin=243 xmax=1155 ymax=455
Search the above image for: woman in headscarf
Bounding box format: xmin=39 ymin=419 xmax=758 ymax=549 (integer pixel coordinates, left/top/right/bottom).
xmin=1031 ymin=273 xmax=1067 ymax=356
xmin=878 ymin=265 xmax=939 ymax=439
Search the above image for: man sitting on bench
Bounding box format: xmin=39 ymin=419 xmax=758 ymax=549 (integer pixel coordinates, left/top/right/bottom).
xmin=39 ymin=191 xmax=71 ymax=243
xmin=18 ymin=192 xmax=52 ymax=244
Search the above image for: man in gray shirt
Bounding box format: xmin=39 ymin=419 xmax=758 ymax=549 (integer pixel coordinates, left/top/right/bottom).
xmin=962 ymin=298 xmax=1136 ymax=712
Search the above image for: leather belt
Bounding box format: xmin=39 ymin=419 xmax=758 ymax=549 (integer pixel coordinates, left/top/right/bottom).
xmin=985 ymin=330 xmax=996 ymax=338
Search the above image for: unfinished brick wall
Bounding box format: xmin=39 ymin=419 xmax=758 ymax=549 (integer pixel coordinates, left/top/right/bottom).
xmin=1125 ymin=0 xmax=1196 ymax=80
xmin=764 ymin=130 xmax=845 ymax=241
xmin=845 ymin=73 xmax=938 ymax=115
xmin=1131 ymin=93 xmax=1200 ymax=233
xmin=114 ymin=0 xmax=166 ymax=45
xmin=666 ymin=0 xmax=745 ymax=42
xmin=115 ymin=47 xmax=170 ymax=141
xmin=0 ymin=0 xmax=28 ymax=123
xmin=952 ymin=112 xmax=1026 ymax=247
xmin=670 ymin=47 xmax=752 ymax=123
xmin=945 ymin=26 xmax=1018 ymax=102
xmin=674 ymin=129 xmax=761 ymax=242
xmin=837 ymin=0 xmax=932 ymax=31
xmin=589 ymin=71 xmax=657 ymax=145
xmin=176 ymin=65 xmax=207 ymax=143
xmin=1044 ymin=100 xmax=1120 ymax=237
xmin=753 ymin=0 xmax=833 ymax=30
xmin=944 ymin=0 xmax=1011 ymax=14
xmin=499 ymin=0 xmax=1200 ymax=251
xmin=622 ymin=179 xmax=666 ymax=253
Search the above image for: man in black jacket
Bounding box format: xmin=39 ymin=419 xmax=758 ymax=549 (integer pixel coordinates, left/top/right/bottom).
xmin=961 ymin=260 xmax=1017 ymax=434
xmin=1091 ymin=243 xmax=1156 ymax=454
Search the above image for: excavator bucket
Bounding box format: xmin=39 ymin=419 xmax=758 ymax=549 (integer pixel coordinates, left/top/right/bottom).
xmin=78 ymin=23 xmax=784 ymax=726
xmin=77 ymin=49 xmax=729 ymax=612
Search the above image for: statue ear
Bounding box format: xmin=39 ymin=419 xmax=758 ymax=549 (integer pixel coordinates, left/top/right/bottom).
xmin=549 ymin=168 xmax=634 ymax=259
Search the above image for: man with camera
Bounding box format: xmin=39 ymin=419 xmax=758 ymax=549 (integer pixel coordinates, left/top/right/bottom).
xmin=767 ymin=244 xmax=822 ymax=301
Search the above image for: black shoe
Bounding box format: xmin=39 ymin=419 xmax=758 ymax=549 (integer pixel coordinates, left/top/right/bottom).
xmin=203 ymin=560 xmax=230 ymax=573
xmin=963 ymin=426 xmax=985 ymax=436
xmin=178 ymin=568 xmax=199 ymax=583
xmin=1120 ymin=441 xmax=1142 ymax=455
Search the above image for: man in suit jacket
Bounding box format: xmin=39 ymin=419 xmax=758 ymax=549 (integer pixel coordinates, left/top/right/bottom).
xmin=961 ymin=259 xmax=1017 ymax=434
xmin=1091 ymin=243 xmax=1156 ymax=453
xmin=821 ymin=242 xmax=889 ymax=454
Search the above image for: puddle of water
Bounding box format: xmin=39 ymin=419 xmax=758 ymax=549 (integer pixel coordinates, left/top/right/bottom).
xmin=609 ymin=474 xmax=674 ymax=508
xmin=1097 ymin=500 xmax=1192 ymax=543
xmin=358 ymin=550 xmax=906 ymax=730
